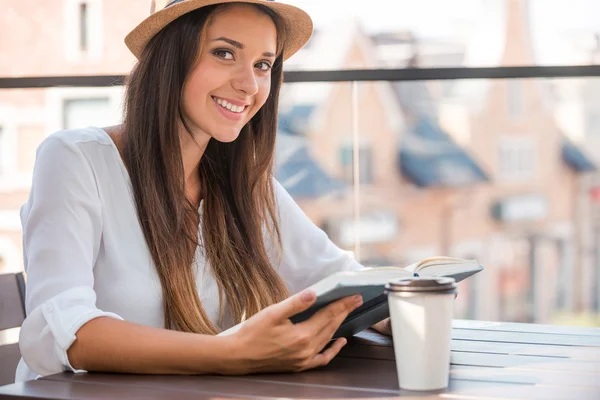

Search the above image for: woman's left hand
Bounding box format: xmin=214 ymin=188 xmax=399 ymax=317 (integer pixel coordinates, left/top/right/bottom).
xmin=371 ymin=318 xmax=392 ymax=336
xmin=371 ymin=292 xmax=458 ymax=336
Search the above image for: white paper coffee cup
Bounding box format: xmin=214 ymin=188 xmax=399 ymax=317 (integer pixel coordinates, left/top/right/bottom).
xmin=385 ymin=277 xmax=457 ymax=391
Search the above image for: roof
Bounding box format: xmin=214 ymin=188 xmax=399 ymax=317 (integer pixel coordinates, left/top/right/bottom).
xmin=392 ymin=80 xmax=437 ymax=119
xmin=562 ymin=138 xmax=597 ymax=172
xmin=392 ymin=76 xmax=488 ymax=188
xmin=275 ymin=133 xmax=345 ymax=198
xmin=399 ymin=117 xmax=489 ymax=187
xmin=277 ymin=105 xmax=316 ymax=136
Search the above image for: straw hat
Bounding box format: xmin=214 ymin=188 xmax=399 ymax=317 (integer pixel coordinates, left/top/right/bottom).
xmin=125 ymin=0 xmax=313 ymax=61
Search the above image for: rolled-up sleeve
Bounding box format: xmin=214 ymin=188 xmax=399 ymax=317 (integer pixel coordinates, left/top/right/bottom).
xmin=271 ymin=179 xmax=366 ymax=293
xmin=18 ymin=135 xmax=123 ymax=378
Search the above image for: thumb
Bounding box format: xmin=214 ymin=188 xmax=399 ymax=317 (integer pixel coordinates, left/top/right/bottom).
xmin=271 ymin=289 xmax=317 ymax=319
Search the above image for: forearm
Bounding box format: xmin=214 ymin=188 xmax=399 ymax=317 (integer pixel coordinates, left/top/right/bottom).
xmin=371 ymin=318 xmax=392 ymax=336
xmin=67 ymin=317 xmax=235 ymax=375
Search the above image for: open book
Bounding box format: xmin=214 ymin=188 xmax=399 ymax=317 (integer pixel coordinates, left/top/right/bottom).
xmin=219 ymin=257 xmax=483 ymax=339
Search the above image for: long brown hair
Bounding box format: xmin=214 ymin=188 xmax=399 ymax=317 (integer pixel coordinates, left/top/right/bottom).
xmin=121 ymin=4 xmax=289 ymax=334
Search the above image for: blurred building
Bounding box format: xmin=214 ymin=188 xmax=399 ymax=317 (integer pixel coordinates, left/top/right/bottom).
xmin=0 ymin=0 xmax=147 ymax=272
xmin=279 ymin=21 xmax=489 ymax=319
xmin=0 ymin=0 xmax=598 ymax=324
xmin=553 ymin=35 xmax=600 ymax=315
xmin=279 ymin=0 xmax=598 ymax=323
xmin=439 ymin=0 xmax=597 ymax=321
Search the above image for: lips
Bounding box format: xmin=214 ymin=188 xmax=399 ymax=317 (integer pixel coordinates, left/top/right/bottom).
xmin=211 ymin=96 xmax=248 ymax=114
xmin=211 ymin=96 xmax=247 ymax=121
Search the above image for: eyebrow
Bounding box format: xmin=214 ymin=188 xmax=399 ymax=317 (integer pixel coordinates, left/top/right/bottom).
xmin=212 ymin=36 xmax=276 ymax=58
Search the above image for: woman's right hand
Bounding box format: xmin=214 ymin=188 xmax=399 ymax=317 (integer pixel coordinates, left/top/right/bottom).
xmin=223 ymin=290 xmax=363 ymax=374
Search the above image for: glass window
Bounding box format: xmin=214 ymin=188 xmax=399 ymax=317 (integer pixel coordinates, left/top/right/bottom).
xmin=586 ymin=111 xmax=600 ymax=136
xmin=0 ymin=126 xmax=4 ymax=176
xmin=507 ymin=80 xmax=524 ymax=119
xmin=63 ymin=97 xmax=111 ymax=129
xmin=65 ymin=0 xmax=103 ymax=61
xmin=79 ymin=2 xmax=89 ymax=53
xmin=498 ymin=137 xmax=535 ymax=181
xmin=339 ymin=142 xmax=374 ymax=184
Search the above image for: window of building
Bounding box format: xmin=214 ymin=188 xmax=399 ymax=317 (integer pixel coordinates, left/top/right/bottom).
xmin=340 ymin=142 xmax=374 ymax=185
xmin=0 ymin=109 xmax=20 ymax=184
xmin=586 ymin=111 xmax=600 ymax=137
xmin=46 ymin=87 xmax=123 ymax=133
xmin=498 ymin=137 xmax=535 ymax=181
xmin=79 ymin=2 xmax=89 ymax=52
xmin=0 ymin=126 xmax=4 ymax=176
xmin=63 ymin=97 xmax=113 ymax=129
xmin=0 ymin=236 xmax=20 ymax=273
xmin=65 ymin=0 xmax=103 ymax=61
xmin=507 ymin=79 xmax=524 ymax=119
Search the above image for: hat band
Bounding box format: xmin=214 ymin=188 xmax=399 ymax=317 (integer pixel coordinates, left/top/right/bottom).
xmin=165 ymin=0 xmax=184 ymax=7
xmin=166 ymin=0 xmax=276 ymax=8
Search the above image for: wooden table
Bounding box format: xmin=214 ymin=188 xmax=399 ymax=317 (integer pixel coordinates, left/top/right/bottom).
xmin=1 ymin=320 xmax=599 ymax=399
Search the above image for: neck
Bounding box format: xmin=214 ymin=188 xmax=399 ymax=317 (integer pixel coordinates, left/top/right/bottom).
xmin=104 ymin=124 xmax=210 ymax=207
xmin=180 ymin=130 xmax=211 ymax=187
xmin=178 ymin=124 xmax=212 ymax=207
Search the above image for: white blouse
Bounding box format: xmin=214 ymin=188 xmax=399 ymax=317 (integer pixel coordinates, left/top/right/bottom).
xmin=15 ymin=127 xmax=363 ymax=382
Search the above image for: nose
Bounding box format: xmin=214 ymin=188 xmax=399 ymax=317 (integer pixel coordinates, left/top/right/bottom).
xmin=231 ymin=64 xmax=259 ymax=96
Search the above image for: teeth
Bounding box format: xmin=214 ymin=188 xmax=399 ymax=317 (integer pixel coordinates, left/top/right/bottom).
xmin=213 ymin=97 xmax=245 ymax=113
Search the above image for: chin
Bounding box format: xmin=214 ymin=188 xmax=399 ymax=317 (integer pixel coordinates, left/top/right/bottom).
xmin=211 ymin=130 xmax=242 ymax=143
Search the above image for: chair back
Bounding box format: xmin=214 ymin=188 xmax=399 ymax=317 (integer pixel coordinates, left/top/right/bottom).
xmin=0 ymin=272 xmax=26 ymax=385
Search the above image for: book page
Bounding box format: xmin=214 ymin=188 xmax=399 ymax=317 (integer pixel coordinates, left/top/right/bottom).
xmin=416 ymin=259 xmax=481 ymax=276
xmin=403 ymin=256 xmax=480 ymax=274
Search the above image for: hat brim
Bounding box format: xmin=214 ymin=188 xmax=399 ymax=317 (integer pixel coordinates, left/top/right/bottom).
xmin=125 ymin=0 xmax=313 ymax=61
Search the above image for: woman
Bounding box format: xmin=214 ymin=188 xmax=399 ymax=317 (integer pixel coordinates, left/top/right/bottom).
xmin=16 ymin=0 xmax=390 ymax=381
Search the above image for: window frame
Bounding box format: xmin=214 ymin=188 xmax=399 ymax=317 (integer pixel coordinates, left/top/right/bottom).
xmin=0 ymin=106 xmax=18 ymax=180
xmin=339 ymin=139 xmax=375 ymax=185
xmin=497 ymin=136 xmax=536 ymax=182
xmin=0 ymin=235 xmax=21 ymax=273
xmin=64 ymin=0 xmax=103 ymax=62
xmin=506 ymin=79 xmax=525 ymax=120
xmin=46 ymin=86 xmax=124 ymax=133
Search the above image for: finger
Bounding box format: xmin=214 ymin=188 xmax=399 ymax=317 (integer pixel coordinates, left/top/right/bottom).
xmin=269 ymin=289 xmax=317 ymax=320
xmin=312 ymin=318 xmax=348 ymax=354
xmin=303 ymin=294 xmax=362 ymax=338
xmin=300 ymin=337 xmax=347 ymax=371
xmin=300 ymin=295 xmax=361 ymax=354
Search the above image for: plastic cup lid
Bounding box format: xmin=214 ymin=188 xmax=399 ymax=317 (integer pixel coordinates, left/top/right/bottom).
xmin=384 ymin=276 xmax=457 ymax=294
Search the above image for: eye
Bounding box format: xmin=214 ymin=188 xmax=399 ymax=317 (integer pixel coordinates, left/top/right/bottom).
xmin=213 ymin=49 xmax=234 ymax=60
xmin=255 ymin=61 xmax=272 ymax=72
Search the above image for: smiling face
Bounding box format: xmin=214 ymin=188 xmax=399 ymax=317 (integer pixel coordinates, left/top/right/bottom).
xmin=181 ymin=4 xmax=278 ymax=143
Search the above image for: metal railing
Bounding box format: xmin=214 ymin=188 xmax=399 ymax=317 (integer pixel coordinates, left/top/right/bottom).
xmin=1 ymin=65 xmax=600 ymax=88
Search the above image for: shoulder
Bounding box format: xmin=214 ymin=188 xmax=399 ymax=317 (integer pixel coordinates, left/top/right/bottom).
xmin=270 ymin=178 xmax=307 ymax=222
xmin=272 ymin=178 xmax=295 ymax=208
xmin=35 ymin=127 xmax=114 ymax=168
xmin=32 ymin=127 xmax=117 ymax=183
xmin=272 ymin=178 xmax=297 ymax=200
xmin=25 ymin=128 xmax=113 ymax=210
xmin=40 ymin=126 xmax=112 ymax=153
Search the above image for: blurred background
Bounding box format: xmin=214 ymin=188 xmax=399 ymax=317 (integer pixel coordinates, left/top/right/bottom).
xmin=1 ymin=0 xmax=600 ymax=327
